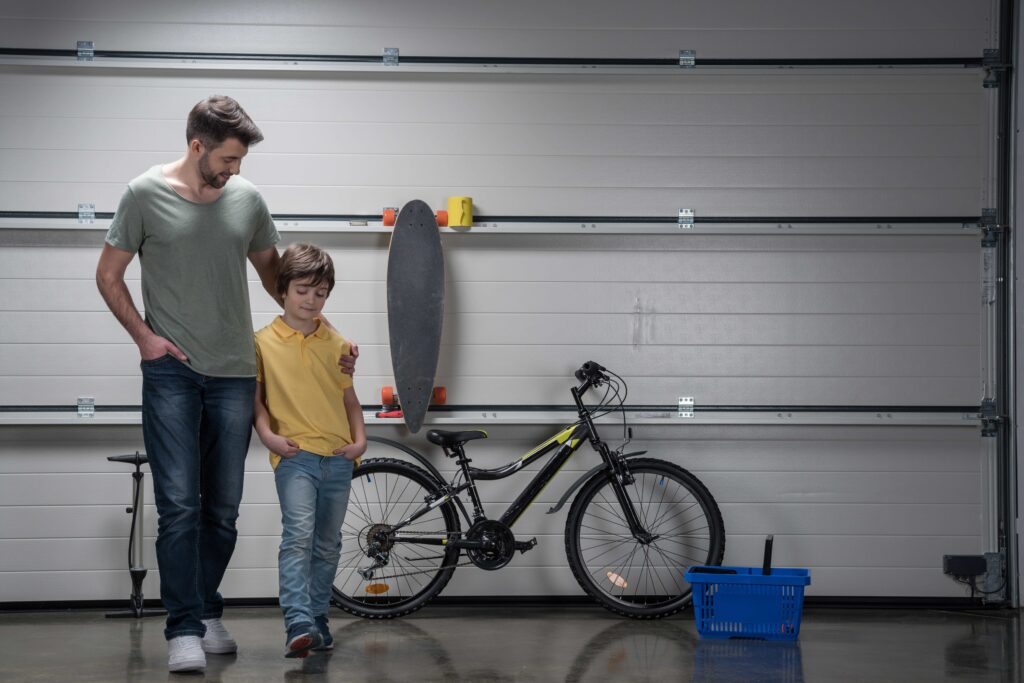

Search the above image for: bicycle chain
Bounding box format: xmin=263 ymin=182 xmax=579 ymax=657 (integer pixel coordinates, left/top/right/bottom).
xmin=348 ymin=529 xmax=476 ymax=583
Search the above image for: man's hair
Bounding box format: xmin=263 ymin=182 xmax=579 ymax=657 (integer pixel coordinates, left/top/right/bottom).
xmin=186 ymin=95 xmax=264 ymax=150
xmin=277 ymin=243 xmax=336 ymax=297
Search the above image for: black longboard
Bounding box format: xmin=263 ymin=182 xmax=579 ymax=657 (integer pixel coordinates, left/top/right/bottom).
xmin=385 ymin=199 xmax=444 ymax=433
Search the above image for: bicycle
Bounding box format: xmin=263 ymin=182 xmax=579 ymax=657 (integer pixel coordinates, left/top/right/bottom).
xmin=332 ymin=361 xmax=726 ymax=619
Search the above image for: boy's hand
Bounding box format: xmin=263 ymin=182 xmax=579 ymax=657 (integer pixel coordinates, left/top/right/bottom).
xmin=338 ymin=342 xmax=359 ymax=376
xmin=334 ymin=439 xmax=366 ymax=461
xmin=261 ymin=432 xmax=300 ymax=459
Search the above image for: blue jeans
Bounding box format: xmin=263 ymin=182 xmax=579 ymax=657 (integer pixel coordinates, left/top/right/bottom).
xmin=274 ymin=450 xmax=354 ymax=631
xmin=140 ymin=355 xmax=255 ymax=640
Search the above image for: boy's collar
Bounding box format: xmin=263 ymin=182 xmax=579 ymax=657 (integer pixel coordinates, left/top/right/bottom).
xmin=271 ymin=315 xmax=328 ymax=339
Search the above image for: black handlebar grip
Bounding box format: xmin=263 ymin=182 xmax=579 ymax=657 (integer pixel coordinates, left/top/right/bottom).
xmin=576 ymin=361 xmax=607 ymax=382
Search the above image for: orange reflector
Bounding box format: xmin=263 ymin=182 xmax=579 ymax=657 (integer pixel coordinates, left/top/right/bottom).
xmin=364 ymin=583 xmax=390 ymax=595
xmin=606 ymin=571 xmax=628 ymax=589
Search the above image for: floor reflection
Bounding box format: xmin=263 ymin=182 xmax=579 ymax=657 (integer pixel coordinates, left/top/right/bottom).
xmin=0 ymin=605 xmax=1019 ymax=683
xmin=326 ymin=619 xmax=464 ymax=681
xmin=942 ymin=616 xmax=1020 ymax=681
xmin=565 ymin=620 xmax=695 ymax=682
xmin=693 ymin=639 xmax=804 ymax=683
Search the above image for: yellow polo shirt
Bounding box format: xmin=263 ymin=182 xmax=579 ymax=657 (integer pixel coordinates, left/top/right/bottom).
xmin=255 ymin=316 xmax=354 ymax=469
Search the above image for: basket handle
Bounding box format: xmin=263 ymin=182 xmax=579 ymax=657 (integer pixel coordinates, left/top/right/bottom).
xmin=762 ymin=534 xmax=774 ymax=576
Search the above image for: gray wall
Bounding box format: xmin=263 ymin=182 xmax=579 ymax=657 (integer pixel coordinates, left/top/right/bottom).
xmin=0 ymin=0 xmax=1003 ymax=602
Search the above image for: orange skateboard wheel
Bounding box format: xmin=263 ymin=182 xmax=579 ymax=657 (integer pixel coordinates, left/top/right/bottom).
xmin=435 ymin=210 xmax=448 ymax=227
xmin=382 ymin=208 xmax=397 ymax=227
xmin=381 ymin=386 xmax=395 ymax=405
xmin=431 ymin=386 xmax=447 ymax=405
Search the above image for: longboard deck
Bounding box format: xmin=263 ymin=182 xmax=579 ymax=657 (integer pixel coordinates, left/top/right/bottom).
xmin=385 ymin=199 xmax=444 ymax=433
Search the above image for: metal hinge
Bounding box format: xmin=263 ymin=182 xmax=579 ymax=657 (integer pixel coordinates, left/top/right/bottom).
xmin=77 ymin=203 xmax=95 ymax=223
xmin=76 ymin=40 xmax=94 ymax=61
xmin=77 ymin=396 xmax=96 ymax=418
xmin=677 ymin=208 xmax=694 ymax=229
xmin=979 ymin=208 xmax=1002 ymax=246
xmin=979 ymin=398 xmax=1000 ymax=437
xmin=383 ymin=47 xmax=399 ymax=66
xmin=679 ymin=50 xmax=696 ymax=68
xmin=678 ymin=397 xmax=694 ymax=418
xmin=983 ymin=49 xmax=1006 ymax=88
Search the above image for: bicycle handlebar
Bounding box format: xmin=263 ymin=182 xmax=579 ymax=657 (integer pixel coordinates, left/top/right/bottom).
xmin=574 ymin=361 xmax=609 ymax=390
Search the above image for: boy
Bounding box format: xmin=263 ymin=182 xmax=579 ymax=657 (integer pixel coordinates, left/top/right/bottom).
xmin=253 ymin=243 xmax=367 ymax=658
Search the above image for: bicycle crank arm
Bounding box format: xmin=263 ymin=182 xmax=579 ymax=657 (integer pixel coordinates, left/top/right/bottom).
xmin=514 ymin=538 xmax=537 ymax=554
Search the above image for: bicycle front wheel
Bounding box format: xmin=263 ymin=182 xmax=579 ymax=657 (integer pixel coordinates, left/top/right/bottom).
xmin=565 ymin=457 xmax=725 ymax=618
xmin=332 ymin=458 xmax=461 ymax=618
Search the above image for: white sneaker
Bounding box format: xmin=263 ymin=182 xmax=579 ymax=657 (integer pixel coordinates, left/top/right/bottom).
xmin=168 ymin=635 xmax=206 ymax=672
xmin=201 ymin=618 xmax=238 ymax=654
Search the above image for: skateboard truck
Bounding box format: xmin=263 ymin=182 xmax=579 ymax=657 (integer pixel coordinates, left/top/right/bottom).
xmin=375 ymin=385 xmax=447 ymax=419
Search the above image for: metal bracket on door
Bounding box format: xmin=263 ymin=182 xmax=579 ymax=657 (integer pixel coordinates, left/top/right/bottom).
xmin=979 ymin=398 xmax=1000 ymax=437
xmin=76 ymin=41 xmax=94 ymax=61
xmin=77 ymin=397 xmax=96 ymax=418
xmin=678 ymin=397 xmax=694 ymax=418
xmin=77 ymin=203 xmax=96 ymax=224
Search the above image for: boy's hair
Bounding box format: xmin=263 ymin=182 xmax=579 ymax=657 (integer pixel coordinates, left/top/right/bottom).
xmin=186 ymin=95 xmax=264 ymax=150
xmin=277 ymin=243 xmax=336 ymax=297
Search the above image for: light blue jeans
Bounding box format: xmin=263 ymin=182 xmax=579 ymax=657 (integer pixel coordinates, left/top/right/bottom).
xmin=274 ymin=450 xmax=354 ymax=631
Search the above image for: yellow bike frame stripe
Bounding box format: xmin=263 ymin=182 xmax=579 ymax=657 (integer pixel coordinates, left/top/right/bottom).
xmin=520 ymin=424 xmax=579 ymax=461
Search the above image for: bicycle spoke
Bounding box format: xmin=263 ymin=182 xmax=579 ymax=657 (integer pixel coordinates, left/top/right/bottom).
xmin=332 ymin=460 xmax=462 ymax=617
xmin=570 ymin=460 xmax=723 ymax=616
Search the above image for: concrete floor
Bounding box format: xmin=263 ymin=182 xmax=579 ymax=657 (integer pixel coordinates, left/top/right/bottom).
xmin=0 ymin=605 xmax=1019 ymax=682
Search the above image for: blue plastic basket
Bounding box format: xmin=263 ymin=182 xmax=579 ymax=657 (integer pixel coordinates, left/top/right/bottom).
xmin=685 ymin=566 xmax=811 ymax=641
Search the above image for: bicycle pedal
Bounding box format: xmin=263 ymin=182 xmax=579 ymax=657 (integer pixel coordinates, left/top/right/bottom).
xmin=514 ymin=538 xmax=537 ymax=553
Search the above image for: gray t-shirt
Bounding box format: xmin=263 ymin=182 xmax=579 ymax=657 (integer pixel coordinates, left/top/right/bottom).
xmin=105 ymin=165 xmax=279 ymax=377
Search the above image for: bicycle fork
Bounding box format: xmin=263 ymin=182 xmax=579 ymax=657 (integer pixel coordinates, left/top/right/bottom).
xmin=603 ymin=453 xmax=659 ymax=545
xmin=571 ymin=383 xmax=655 ymax=544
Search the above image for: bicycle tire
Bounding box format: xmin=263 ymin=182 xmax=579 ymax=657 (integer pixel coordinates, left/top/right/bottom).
xmin=565 ymin=457 xmax=725 ymax=619
xmin=332 ymin=457 xmax=461 ymax=618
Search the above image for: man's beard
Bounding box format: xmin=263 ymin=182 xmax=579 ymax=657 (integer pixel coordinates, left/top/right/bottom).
xmin=198 ymin=152 xmax=227 ymax=189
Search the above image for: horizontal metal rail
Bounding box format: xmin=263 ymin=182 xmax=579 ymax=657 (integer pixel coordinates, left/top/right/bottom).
xmin=0 ymin=48 xmax=987 ymax=74
xmin=0 ymin=404 xmax=984 ymax=427
xmin=0 ymin=212 xmax=983 ymax=236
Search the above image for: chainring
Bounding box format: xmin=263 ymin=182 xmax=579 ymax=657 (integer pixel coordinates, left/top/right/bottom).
xmin=465 ymin=519 xmax=516 ymax=570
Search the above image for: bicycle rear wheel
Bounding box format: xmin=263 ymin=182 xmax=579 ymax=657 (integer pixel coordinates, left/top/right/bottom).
xmin=565 ymin=457 xmax=725 ymax=618
xmin=332 ymin=458 xmax=461 ymax=618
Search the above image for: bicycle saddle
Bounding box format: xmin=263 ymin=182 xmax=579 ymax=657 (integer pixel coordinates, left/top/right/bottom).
xmin=426 ymin=429 xmax=488 ymax=449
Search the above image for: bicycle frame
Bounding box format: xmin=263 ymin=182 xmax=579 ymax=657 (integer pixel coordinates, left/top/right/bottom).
xmin=463 ymin=421 xmax=592 ymax=528
xmin=385 ymin=379 xmax=652 ymax=544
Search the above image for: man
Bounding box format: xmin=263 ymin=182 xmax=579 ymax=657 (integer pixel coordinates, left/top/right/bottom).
xmin=95 ymin=96 xmax=357 ymax=673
